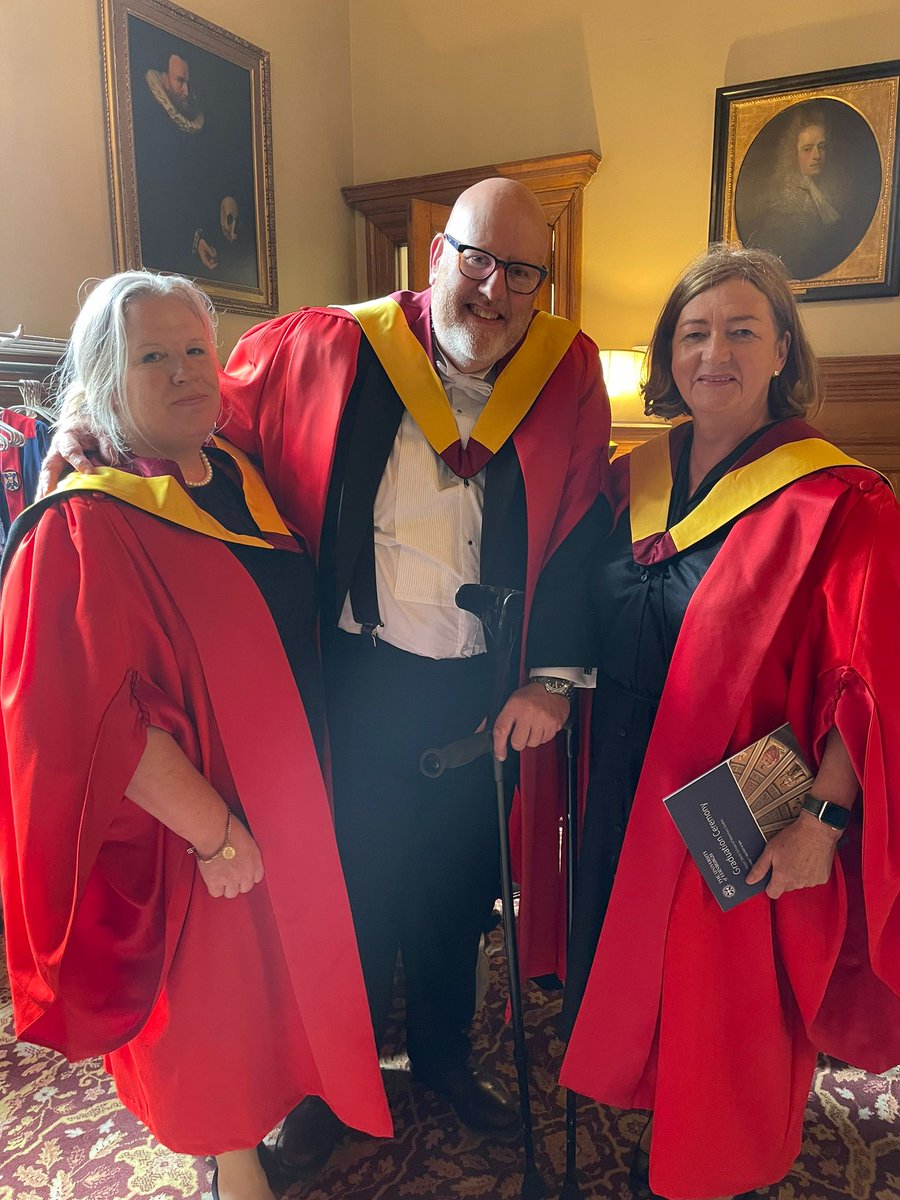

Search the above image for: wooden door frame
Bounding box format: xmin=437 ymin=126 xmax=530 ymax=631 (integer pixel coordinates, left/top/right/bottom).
xmin=406 ymin=198 xmax=452 ymax=294
xmin=342 ymin=149 xmax=601 ymax=323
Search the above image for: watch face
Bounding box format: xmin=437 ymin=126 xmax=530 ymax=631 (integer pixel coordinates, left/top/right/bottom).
xmin=804 ymin=797 xmax=849 ymax=829
xmin=532 ymin=676 xmax=573 ymax=699
xmin=823 ymin=803 xmax=850 ymax=830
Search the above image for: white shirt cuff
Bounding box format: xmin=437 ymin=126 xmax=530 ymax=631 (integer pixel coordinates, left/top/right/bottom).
xmin=530 ymin=667 xmax=596 ymax=689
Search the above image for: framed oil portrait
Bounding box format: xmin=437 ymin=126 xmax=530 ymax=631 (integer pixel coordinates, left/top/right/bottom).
xmin=709 ymin=61 xmax=900 ymax=301
xmin=99 ymin=0 xmax=278 ymax=315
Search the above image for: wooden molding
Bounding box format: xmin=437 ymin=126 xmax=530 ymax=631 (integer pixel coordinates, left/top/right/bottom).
xmin=342 ymin=150 xmax=601 ymax=322
xmin=609 ymin=419 xmax=669 ymax=459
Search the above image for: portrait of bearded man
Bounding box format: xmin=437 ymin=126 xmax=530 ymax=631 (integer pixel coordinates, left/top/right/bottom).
xmin=144 ymin=51 xmax=205 ymax=134
xmin=127 ymin=17 xmax=259 ymax=287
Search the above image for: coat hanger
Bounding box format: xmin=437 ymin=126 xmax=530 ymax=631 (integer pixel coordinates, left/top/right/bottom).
xmin=0 ymin=378 xmax=57 ymax=423
xmin=0 ymin=326 xmax=67 ymax=353
xmin=0 ymin=411 xmax=26 ymax=448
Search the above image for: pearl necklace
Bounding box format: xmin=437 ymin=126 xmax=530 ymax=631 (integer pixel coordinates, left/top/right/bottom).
xmin=184 ymin=450 xmax=213 ymax=488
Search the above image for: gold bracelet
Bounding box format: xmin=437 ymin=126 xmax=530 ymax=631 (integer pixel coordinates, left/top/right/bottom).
xmin=187 ymin=807 xmax=236 ymax=864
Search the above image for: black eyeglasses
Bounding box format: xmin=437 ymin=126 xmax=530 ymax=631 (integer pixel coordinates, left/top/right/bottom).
xmin=443 ymin=233 xmax=548 ymax=296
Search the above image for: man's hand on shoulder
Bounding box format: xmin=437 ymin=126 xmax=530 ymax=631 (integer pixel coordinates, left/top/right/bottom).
xmin=38 ymin=428 xmax=104 ymax=498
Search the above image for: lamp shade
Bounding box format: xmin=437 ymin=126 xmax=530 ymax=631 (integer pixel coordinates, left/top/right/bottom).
xmin=597 ymin=349 xmax=647 ymax=422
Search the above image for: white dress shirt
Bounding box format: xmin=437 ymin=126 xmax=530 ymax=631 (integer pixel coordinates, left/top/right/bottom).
xmin=338 ymin=356 xmax=493 ymax=659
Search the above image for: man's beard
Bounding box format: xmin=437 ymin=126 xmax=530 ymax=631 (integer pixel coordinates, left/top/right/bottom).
xmin=171 ymin=92 xmax=200 ymax=120
xmin=431 ymin=280 xmax=532 ymax=373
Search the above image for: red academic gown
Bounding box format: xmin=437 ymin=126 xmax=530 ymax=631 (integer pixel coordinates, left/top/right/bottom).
xmin=0 ymin=453 xmax=391 ymax=1154
xmin=221 ymin=289 xmax=611 ymax=971
xmin=560 ymin=436 xmax=900 ymax=1199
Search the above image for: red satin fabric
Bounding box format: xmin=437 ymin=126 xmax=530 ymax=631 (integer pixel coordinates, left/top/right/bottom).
xmin=559 ymin=464 xmax=900 ymax=1198
xmin=0 ymin=495 xmax=391 ymax=1154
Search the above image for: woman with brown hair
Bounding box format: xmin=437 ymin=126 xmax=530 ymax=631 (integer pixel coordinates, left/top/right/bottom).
xmin=504 ymin=244 xmax=900 ymax=1199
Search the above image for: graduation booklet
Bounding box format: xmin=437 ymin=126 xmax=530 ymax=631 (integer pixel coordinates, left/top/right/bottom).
xmin=663 ymin=724 xmax=814 ymax=911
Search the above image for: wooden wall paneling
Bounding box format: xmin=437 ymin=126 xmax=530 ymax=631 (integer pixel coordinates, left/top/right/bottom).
xmin=611 ymin=355 xmax=900 ymax=492
xmin=817 ymin=355 xmax=900 ymax=493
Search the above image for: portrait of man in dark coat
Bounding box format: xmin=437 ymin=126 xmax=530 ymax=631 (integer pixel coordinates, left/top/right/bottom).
xmin=734 ymin=98 xmax=882 ymax=281
xmin=128 ymin=16 xmax=259 ymax=287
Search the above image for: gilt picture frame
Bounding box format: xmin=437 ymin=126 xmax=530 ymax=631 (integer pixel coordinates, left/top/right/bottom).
xmin=100 ymin=0 xmax=278 ymax=315
xmin=709 ymin=61 xmax=900 ymax=301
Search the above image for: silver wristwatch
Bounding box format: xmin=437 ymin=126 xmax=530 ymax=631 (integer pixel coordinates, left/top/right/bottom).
xmin=531 ymin=675 xmax=575 ymax=702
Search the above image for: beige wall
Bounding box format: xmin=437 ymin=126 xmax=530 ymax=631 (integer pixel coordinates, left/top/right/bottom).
xmin=5 ymin=2 xmax=900 ymax=360
xmin=1 ymin=0 xmax=355 ymax=355
xmin=348 ymin=0 xmax=900 ymax=357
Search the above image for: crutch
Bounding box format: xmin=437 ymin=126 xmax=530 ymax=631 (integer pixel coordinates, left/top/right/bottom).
xmin=420 ymin=583 xmax=547 ymax=1200
xmin=559 ymin=707 xmax=581 ymax=1199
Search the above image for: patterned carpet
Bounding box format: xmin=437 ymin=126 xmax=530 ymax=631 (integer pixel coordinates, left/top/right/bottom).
xmin=1 ymin=928 xmax=899 ymax=1200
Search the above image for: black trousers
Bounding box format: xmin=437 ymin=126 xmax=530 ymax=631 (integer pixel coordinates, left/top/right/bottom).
xmin=324 ymin=631 xmax=500 ymax=1077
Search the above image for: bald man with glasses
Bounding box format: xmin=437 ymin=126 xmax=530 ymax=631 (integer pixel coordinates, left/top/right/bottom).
xmin=45 ymin=178 xmax=611 ymax=1174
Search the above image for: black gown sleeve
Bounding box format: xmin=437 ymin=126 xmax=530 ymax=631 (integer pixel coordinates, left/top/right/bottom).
xmin=524 ymin=492 xmax=611 ymax=669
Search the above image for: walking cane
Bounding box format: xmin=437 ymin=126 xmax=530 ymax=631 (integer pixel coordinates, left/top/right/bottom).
xmin=559 ymin=709 xmax=581 ymax=1200
xmin=420 ymin=583 xmax=547 ymax=1200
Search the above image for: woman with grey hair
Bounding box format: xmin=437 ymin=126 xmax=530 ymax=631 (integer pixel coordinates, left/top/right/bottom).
xmin=505 ymin=244 xmax=900 ymax=1198
xmin=0 ymin=271 xmax=390 ymax=1200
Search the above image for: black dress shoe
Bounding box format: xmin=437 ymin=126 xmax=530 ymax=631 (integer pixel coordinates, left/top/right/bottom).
xmin=415 ymin=1063 xmax=519 ymax=1135
xmin=275 ymin=1096 xmax=347 ymax=1177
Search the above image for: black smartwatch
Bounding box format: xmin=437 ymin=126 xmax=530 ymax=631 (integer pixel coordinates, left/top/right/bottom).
xmin=800 ymin=794 xmax=851 ymax=832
